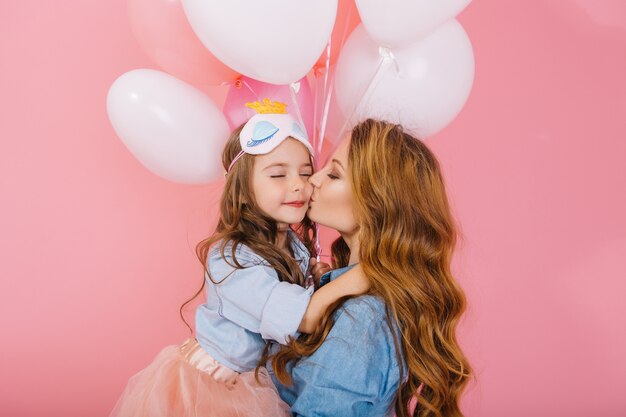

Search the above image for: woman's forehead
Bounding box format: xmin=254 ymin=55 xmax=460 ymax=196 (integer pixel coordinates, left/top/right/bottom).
xmin=329 ymin=137 xmax=350 ymax=164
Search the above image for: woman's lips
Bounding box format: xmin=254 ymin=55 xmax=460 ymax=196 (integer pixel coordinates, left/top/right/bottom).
xmin=284 ymin=201 xmax=305 ymax=208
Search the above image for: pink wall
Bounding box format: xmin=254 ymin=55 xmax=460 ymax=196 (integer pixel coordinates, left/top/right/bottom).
xmin=1 ymin=1 xmax=625 ymax=416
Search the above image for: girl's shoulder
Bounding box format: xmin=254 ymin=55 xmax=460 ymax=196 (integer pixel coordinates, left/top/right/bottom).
xmin=207 ymin=231 xmax=310 ymax=273
xmin=286 ymin=228 xmax=311 ymax=263
xmin=208 ymin=240 xmax=267 ymax=267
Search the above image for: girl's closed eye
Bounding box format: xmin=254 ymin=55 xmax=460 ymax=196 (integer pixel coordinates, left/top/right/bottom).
xmin=268 ymin=168 xmax=287 ymax=178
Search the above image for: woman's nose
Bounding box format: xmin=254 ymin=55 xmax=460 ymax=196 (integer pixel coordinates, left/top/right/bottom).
xmin=309 ymin=171 xmax=322 ymax=188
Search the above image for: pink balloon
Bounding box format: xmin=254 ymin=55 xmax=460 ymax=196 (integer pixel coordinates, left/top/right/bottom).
xmin=223 ymin=77 xmax=314 ymax=138
xmin=128 ymin=0 xmax=239 ymax=85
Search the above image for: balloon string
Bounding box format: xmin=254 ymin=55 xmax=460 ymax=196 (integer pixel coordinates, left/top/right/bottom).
xmin=321 ymin=0 xmax=356 ymax=153
xmin=312 ymin=69 xmax=320 ymax=154
xmin=289 ymin=82 xmax=306 ymax=139
xmin=315 ymin=223 xmax=321 ymax=262
xmin=336 ymin=48 xmax=396 ymax=142
xmin=317 ymin=75 xmax=334 ymax=157
xmin=316 ymin=39 xmax=333 ymax=157
xmin=312 ymin=2 xmax=357 ymax=261
xmin=321 ymin=42 xmax=332 ymax=117
xmin=239 ymin=78 xmax=261 ymax=119
xmin=240 ymin=78 xmax=259 ymax=100
xmin=311 ymin=19 xmax=336 ymax=262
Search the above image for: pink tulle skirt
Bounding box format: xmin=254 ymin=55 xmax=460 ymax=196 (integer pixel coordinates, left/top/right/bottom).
xmin=110 ymin=339 xmax=291 ymax=417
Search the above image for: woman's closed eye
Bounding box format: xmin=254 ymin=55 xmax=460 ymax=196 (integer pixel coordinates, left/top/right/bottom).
xmin=327 ymin=171 xmax=339 ymax=179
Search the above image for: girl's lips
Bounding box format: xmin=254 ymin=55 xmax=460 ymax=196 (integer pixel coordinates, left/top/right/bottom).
xmin=284 ymin=201 xmax=305 ymax=208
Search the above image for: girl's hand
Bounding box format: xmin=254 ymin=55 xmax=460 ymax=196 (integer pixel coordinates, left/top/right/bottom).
xmin=309 ymin=257 xmax=332 ymax=287
xmin=298 ymin=263 xmax=368 ymax=333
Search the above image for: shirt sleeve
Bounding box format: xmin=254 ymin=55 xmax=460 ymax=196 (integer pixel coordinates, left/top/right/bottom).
xmin=286 ymin=298 xmax=401 ymax=417
xmin=208 ymin=247 xmax=313 ymax=344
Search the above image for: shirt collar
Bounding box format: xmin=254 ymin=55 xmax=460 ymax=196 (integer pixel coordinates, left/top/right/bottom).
xmin=319 ymin=263 xmax=358 ymax=287
xmin=287 ymin=229 xmax=310 ymax=270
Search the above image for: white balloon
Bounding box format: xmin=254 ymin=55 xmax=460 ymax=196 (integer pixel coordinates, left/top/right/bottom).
xmin=355 ymin=0 xmax=471 ymax=48
xmin=107 ymin=69 xmax=230 ymax=184
xmin=181 ymin=0 xmax=337 ymax=84
xmin=334 ymin=21 xmax=474 ymax=138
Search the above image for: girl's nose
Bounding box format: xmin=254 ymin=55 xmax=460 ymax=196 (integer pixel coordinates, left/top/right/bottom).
xmin=292 ymin=175 xmax=306 ymax=192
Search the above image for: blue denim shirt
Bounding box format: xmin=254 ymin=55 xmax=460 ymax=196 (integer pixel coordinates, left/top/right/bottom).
xmin=272 ymin=265 xmax=405 ymax=417
xmin=195 ymin=230 xmax=313 ymax=372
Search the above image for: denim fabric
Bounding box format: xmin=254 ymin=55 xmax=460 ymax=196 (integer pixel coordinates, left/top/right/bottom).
xmin=195 ymin=230 xmax=312 ymax=372
xmin=272 ymin=265 xmax=405 ymax=417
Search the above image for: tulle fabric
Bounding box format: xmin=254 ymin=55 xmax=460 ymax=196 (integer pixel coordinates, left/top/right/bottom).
xmin=110 ymin=339 xmax=291 ymax=417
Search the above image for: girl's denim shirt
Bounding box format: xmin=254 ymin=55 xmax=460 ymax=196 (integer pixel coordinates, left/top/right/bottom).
xmin=195 ymin=230 xmax=312 ymax=372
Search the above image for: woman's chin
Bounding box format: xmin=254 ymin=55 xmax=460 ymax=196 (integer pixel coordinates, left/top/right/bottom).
xmin=306 ymin=206 xmax=321 ymax=224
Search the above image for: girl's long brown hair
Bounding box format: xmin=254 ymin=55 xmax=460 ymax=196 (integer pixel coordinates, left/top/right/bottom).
xmin=180 ymin=125 xmax=317 ymax=332
xmin=271 ymin=119 xmax=471 ymax=417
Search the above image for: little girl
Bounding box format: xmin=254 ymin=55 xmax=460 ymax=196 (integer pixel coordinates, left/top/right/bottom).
xmin=110 ymin=100 xmax=366 ymax=417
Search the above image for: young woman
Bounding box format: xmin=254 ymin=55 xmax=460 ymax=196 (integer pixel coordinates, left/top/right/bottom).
xmin=270 ymin=119 xmax=472 ymax=417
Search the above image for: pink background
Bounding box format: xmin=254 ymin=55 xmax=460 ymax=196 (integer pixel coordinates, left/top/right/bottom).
xmin=1 ymin=1 xmax=625 ymax=416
